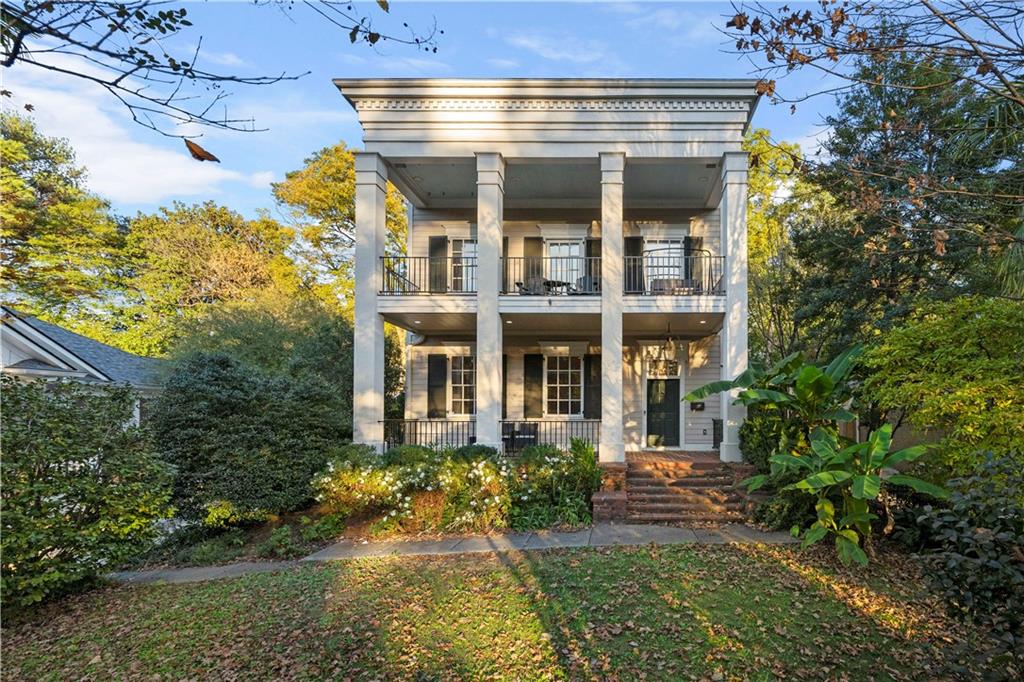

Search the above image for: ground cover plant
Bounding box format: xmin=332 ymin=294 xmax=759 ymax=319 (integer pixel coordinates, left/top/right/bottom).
xmin=2 ymin=543 xmax=1013 ymax=680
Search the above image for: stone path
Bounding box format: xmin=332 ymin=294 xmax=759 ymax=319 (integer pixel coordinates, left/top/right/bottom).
xmin=110 ymin=523 xmax=796 ymax=586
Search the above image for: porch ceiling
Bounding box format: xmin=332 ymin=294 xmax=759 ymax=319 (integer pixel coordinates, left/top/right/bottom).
xmin=387 ymin=157 xmax=720 ymax=210
xmin=382 ymin=312 xmax=475 ymax=335
xmin=624 ymin=312 xmax=724 ymax=337
xmin=381 ymin=311 xmax=724 ymax=338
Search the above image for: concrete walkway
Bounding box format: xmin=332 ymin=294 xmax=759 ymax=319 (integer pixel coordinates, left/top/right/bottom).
xmin=110 ymin=523 xmax=795 ymax=585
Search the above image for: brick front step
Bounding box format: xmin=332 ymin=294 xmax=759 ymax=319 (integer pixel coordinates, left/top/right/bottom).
xmin=628 ymin=491 xmax=744 ymax=504
xmin=626 ymin=511 xmax=746 ymax=523
xmin=627 ymin=500 xmax=744 ymax=513
xmin=626 ymin=475 xmax=737 ymax=488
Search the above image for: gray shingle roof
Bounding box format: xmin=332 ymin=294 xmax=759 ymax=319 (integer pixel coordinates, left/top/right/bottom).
xmin=4 ymin=308 xmax=165 ymax=387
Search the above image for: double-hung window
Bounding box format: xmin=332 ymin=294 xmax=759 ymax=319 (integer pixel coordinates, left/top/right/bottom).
xmin=451 ymin=239 xmax=477 ymax=293
xmin=545 ymin=355 xmax=583 ymax=416
xmin=545 ymin=240 xmax=585 ymax=288
xmin=450 ymin=356 xmax=476 ymax=415
xmin=643 ymin=238 xmax=685 ymax=289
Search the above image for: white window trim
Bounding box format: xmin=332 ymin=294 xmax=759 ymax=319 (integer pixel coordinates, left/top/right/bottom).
xmin=449 ymin=354 xmax=477 ymax=417
xmin=638 ymin=223 xmax=688 ymax=240
xmin=538 ymin=223 xmax=589 ymax=240
xmin=543 ymin=354 xmax=584 ymax=419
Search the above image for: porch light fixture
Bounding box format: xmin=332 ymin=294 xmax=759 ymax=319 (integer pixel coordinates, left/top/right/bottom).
xmin=413 ymin=320 xmax=422 ymax=325
xmin=699 ymin=319 xmax=707 ymax=324
xmin=663 ymin=322 xmax=678 ymax=357
xmin=505 ymin=320 xmax=512 ymax=324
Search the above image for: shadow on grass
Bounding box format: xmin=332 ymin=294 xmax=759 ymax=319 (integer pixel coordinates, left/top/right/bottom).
xmin=2 ymin=543 xmax=988 ymax=680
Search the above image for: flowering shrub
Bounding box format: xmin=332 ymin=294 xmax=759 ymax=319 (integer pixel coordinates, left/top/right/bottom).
xmin=510 ymin=439 xmax=601 ymax=529
xmin=437 ymin=457 xmax=511 ymax=530
xmin=311 ymin=440 xmax=599 ymax=534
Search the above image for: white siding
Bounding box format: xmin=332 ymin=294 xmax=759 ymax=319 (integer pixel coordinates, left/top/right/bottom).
xmin=685 ymin=333 xmax=722 ymax=446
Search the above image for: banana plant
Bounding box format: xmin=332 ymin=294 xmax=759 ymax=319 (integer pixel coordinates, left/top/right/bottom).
xmin=752 ymin=424 xmax=947 ymax=566
xmin=685 ymin=345 xmax=864 ymax=459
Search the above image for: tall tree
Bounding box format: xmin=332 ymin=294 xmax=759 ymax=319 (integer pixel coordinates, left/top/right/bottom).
xmin=272 ymin=141 xmax=408 ymax=310
xmin=82 ymin=201 xmax=301 ymax=356
xmin=744 ymin=128 xmax=855 ymax=363
xmin=787 ymin=55 xmax=1018 ymax=360
xmin=725 ymin=2 xmax=1024 ymax=295
xmin=0 ymin=113 xmax=123 ymax=318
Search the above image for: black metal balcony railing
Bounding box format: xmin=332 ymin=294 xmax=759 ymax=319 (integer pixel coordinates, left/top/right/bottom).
xmin=381 ymin=256 xmax=477 ymax=295
xmin=502 ymin=256 xmax=601 ymax=295
xmin=501 ymin=419 xmax=601 ymax=455
xmin=624 ymin=253 xmax=725 ymax=295
xmin=381 ymin=419 xmax=477 ymax=450
xmin=381 ymin=254 xmax=725 ymax=296
xmin=380 ymin=419 xmax=601 ymax=456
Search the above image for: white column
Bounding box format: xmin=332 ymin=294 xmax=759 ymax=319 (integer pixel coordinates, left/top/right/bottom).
xmin=600 ymin=152 xmax=625 ymax=463
xmin=353 ymin=152 xmax=388 ymax=450
xmin=475 ymin=152 xmax=505 ymax=450
xmin=719 ymin=151 xmax=749 ymax=462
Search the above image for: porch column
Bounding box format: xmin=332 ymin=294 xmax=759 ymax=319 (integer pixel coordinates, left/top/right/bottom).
xmin=600 ymin=152 xmax=625 ymax=463
xmin=719 ymin=151 xmax=749 ymax=462
xmin=476 ymin=152 xmax=505 ymax=450
xmin=353 ymin=152 xmax=388 ymax=451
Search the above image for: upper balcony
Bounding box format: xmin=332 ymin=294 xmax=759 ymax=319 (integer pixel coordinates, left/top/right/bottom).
xmin=380 ymin=252 xmax=724 ymax=296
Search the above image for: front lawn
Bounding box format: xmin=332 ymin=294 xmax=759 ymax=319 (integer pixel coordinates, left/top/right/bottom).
xmin=2 ymin=544 xmax=1004 ymax=680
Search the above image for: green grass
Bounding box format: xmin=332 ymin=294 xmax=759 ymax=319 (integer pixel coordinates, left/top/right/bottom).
xmin=2 ymin=544 xmax=996 ymax=681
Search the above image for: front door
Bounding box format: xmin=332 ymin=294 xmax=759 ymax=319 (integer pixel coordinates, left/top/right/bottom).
xmin=646 ymin=379 xmax=680 ymax=447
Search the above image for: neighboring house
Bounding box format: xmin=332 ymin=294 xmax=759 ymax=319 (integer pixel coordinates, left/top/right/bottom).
xmin=338 ymin=79 xmax=757 ymax=466
xmin=1 ymin=307 xmax=164 ymax=420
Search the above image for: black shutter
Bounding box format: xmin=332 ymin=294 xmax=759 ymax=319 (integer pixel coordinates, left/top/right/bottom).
xmin=523 ymin=353 xmax=544 ymax=419
xmin=502 ymin=354 xmax=508 ymax=420
xmin=685 ymin=236 xmax=704 ymax=287
xmin=584 ymin=354 xmax=601 ymax=419
xmin=624 ymin=236 xmax=643 ymax=293
xmin=427 ymin=354 xmax=447 ymax=418
xmin=429 ymin=236 xmax=448 ymax=293
xmin=585 ymin=238 xmax=602 ymax=292
xmin=523 ymin=237 xmax=544 ymax=286
xmin=502 ymin=236 xmax=510 ymax=293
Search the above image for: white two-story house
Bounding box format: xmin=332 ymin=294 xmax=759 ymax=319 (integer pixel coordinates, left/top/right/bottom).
xmin=338 ymin=79 xmax=756 ymax=468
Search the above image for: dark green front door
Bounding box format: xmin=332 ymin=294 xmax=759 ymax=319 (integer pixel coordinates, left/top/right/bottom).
xmin=646 ymin=379 xmax=680 ymax=447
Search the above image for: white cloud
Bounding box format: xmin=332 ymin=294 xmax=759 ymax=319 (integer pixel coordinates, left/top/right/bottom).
xmin=248 ymin=170 xmax=276 ymax=189
xmin=199 ymin=49 xmax=248 ymax=69
xmin=505 ymin=31 xmax=610 ymax=65
xmin=486 ymin=58 xmax=520 ymax=70
xmin=622 ymin=7 xmax=726 ymax=45
xmin=3 ymin=59 xmax=268 ymax=205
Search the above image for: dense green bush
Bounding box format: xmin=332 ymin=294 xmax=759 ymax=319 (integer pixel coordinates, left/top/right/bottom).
xmin=739 ymin=407 xmax=782 ymax=472
xmin=450 ymin=444 xmax=500 ymax=461
xmin=752 ymin=484 xmax=818 ymax=531
xmin=312 ymin=439 xmax=600 ymax=533
xmin=151 ymin=352 xmax=347 ymax=525
xmin=1 ymin=377 xmax=173 ymax=606
xmin=916 ymin=453 xmax=1023 ymax=645
xmin=510 ymin=439 xmax=602 ymax=529
xmin=863 ymin=297 xmax=1024 ymax=477
xmin=383 ymin=444 xmax=436 ymax=466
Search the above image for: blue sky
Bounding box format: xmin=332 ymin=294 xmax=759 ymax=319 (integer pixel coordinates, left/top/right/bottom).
xmin=7 ymin=1 xmax=834 ymax=219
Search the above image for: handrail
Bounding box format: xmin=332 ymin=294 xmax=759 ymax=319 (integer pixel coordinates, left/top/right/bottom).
xmin=502 ymin=256 xmax=601 ymax=295
xmin=381 ymin=419 xmax=477 ymax=449
xmin=380 ymin=256 xmax=477 ymax=294
xmin=624 ymin=254 xmax=725 ymax=295
xmin=500 ymin=419 xmax=600 ymax=455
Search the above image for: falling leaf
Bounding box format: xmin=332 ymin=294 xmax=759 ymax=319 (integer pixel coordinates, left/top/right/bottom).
xmin=184 ymin=139 xmax=220 ymax=162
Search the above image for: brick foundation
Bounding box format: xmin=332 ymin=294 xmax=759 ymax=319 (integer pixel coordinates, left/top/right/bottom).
xmin=592 ymin=490 xmax=627 ymax=522
xmin=599 ymin=462 xmax=627 ymax=491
